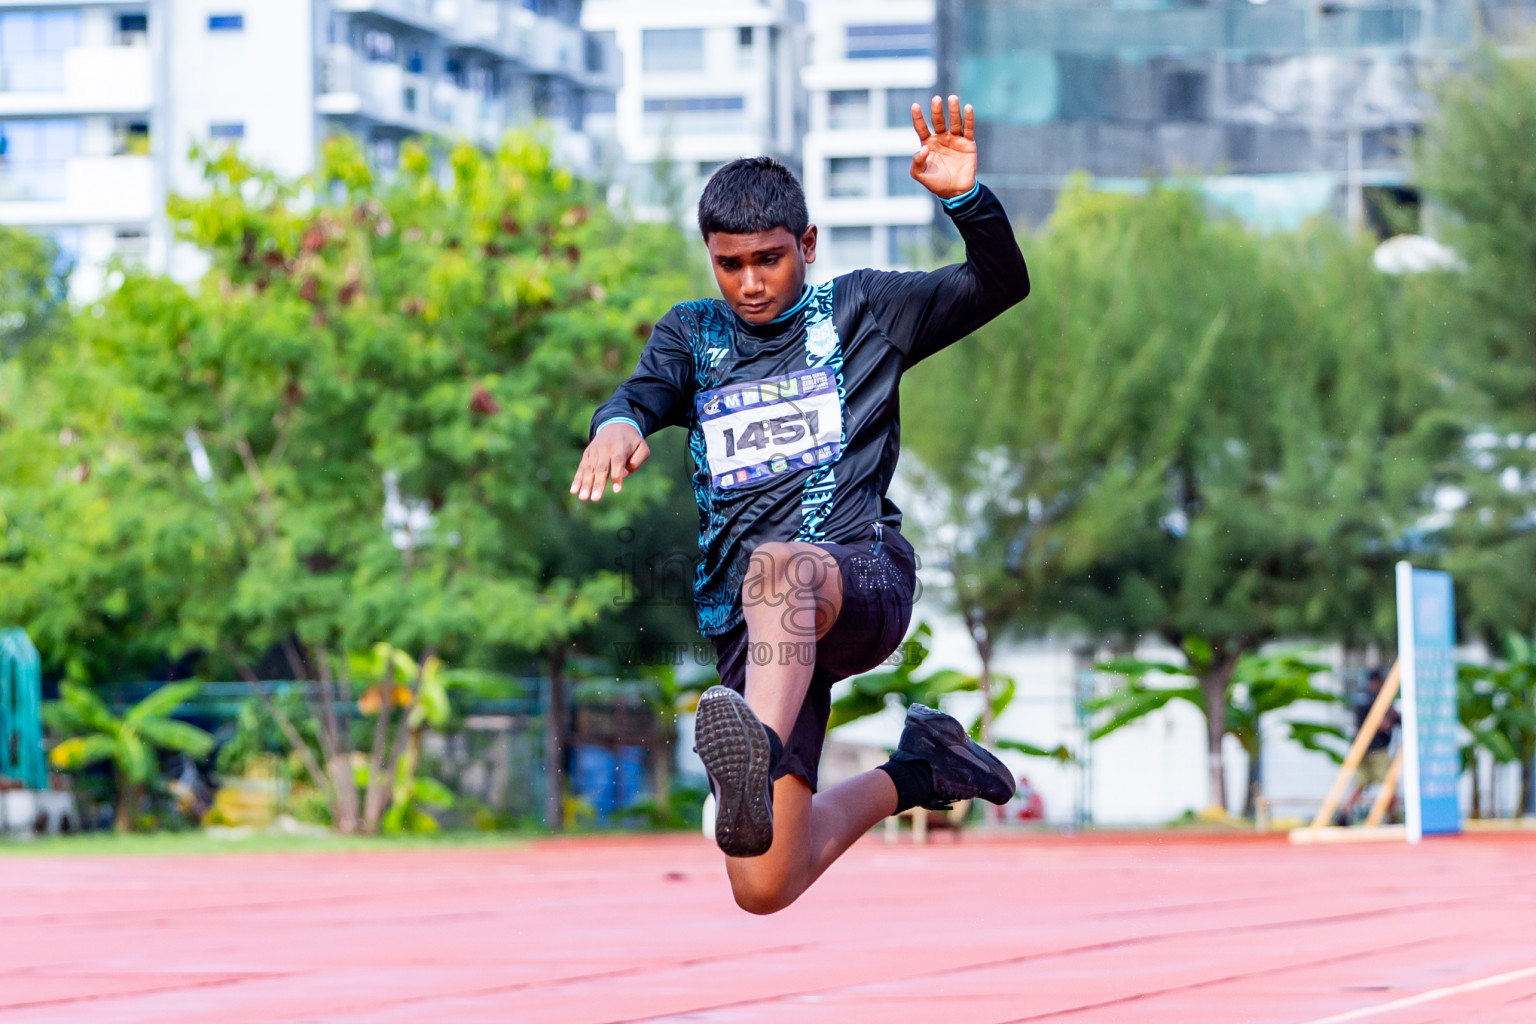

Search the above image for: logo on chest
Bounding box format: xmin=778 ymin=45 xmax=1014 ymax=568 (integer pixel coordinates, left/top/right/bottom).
xmin=805 ymin=319 xmax=837 ymax=362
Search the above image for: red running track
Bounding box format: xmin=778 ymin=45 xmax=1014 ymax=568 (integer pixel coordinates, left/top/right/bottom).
xmin=3 ymin=831 xmax=1536 ymax=1023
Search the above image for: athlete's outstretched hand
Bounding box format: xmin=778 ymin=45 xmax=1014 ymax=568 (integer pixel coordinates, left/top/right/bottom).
xmin=910 ymin=94 xmax=977 ymax=201
xmin=571 ymin=421 xmax=649 ymax=502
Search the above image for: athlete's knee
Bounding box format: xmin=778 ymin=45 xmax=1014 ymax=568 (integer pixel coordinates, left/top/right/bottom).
xmin=729 ymin=873 xmax=799 ymax=916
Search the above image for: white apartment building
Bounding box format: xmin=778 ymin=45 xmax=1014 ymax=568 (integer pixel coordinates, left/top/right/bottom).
xmin=800 ymin=0 xmax=935 ymax=280
xmin=0 ymin=0 xmax=618 ymax=299
xmin=581 ymin=0 xmax=803 ymax=225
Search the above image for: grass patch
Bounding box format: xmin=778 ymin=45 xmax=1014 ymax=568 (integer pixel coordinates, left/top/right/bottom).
xmin=0 ymin=827 xmax=544 ymax=858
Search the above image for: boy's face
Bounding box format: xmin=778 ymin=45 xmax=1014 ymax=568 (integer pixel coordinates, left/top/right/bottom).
xmin=705 ymin=225 xmax=818 ymax=325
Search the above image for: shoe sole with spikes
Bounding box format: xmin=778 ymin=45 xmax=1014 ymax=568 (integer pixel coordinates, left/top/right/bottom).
xmin=693 ymin=686 xmax=775 ymax=858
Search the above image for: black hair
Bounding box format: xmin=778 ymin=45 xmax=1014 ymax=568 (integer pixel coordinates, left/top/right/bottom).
xmin=697 ymin=156 xmax=809 ymax=240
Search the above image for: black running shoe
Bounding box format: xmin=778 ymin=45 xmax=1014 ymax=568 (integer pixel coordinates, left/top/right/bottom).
xmin=896 ymin=702 xmax=1017 ymax=809
xmin=693 ymin=686 xmax=775 ymax=857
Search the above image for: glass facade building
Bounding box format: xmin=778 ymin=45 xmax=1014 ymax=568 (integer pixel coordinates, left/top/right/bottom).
xmin=945 ymin=0 xmax=1536 ymax=228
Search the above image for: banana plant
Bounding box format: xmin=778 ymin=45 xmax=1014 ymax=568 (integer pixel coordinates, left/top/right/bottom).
xmin=346 ymin=643 xmax=515 ymax=834
xmin=1091 ymin=644 xmax=1340 ymax=816
xmin=1459 ymin=632 xmax=1536 ymax=818
xmin=44 ymin=682 xmax=213 ymax=832
xmin=828 ymin=622 xmax=1071 ymax=761
xmin=347 ymin=642 xmax=458 ymax=835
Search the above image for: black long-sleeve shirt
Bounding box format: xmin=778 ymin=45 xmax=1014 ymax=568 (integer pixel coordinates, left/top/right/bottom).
xmin=590 ymin=183 xmax=1030 ymax=637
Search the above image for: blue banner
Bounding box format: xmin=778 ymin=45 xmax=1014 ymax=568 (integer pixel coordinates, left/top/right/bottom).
xmin=1395 ymin=563 xmax=1461 ymax=840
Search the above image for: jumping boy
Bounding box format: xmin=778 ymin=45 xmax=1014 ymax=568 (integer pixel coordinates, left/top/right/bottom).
xmin=571 ymin=96 xmax=1030 ymax=914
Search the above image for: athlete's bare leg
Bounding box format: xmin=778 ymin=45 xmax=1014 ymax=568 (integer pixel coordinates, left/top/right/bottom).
xmin=727 ymin=771 xmax=897 ymax=915
xmin=725 ymin=541 xmax=898 ymax=913
xmin=738 ymin=540 xmax=841 ymax=740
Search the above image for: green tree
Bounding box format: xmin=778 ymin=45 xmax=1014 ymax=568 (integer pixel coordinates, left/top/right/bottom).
xmin=0 ymin=223 xmax=67 ymax=360
xmin=44 ymin=682 xmax=214 ymax=831
xmin=0 ymin=132 xmax=691 ymax=830
xmin=1458 ymin=633 xmax=1536 ymax=818
xmin=1416 ymin=48 xmax=1536 ymax=637
xmin=907 ymin=185 xmax=1439 ymax=812
xmin=1090 ymin=647 xmax=1340 ymax=817
xmin=829 ymin=622 xmax=1071 ymax=762
xmin=902 ymin=185 xmax=1216 ymax=748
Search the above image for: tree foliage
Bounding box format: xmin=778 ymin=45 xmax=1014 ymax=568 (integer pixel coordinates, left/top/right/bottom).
xmin=0 ymin=133 xmax=690 ymax=685
xmin=905 ymin=182 xmax=1441 ymax=810
xmin=1416 ymin=47 xmax=1536 ymax=637
xmin=44 ymin=681 xmax=213 ymax=831
xmin=1091 ymin=646 xmax=1339 ymax=815
xmin=1458 ymin=633 xmax=1536 ymax=817
xmin=0 ymin=223 xmax=67 ymax=360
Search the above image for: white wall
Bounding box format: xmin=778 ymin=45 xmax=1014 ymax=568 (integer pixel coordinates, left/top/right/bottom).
xmin=583 ymin=0 xmax=802 ymax=221
xmin=799 ymin=0 xmax=935 ymax=279
xmin=165 ymin=0 xmax=316 ymax=200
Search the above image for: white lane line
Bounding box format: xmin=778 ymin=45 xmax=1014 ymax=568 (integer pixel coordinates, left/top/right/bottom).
xmin=1303 ymin=965 xmax=1536 ymax=1023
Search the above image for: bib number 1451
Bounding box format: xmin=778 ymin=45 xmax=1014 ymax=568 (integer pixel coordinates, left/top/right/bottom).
xmin=719 ymin=410 xmax=821 ymax=458
xmin=696 ymin=369 xmax=842 ymax=491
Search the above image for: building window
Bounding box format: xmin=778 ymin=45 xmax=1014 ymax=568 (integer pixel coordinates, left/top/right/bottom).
xmin=368 ymin=136 xmax=398 ymax=173
xmin=113 ymin=120 xmax=151 ymax=156
xmin=0 ymin=10 xmax=81 ymax=92
xmin=829 ymin=226 xmax=874 ymax=267
xmin=363 ymin=30 xmax=396 ymax=64
xmin=888 ymin=225 xmax=929 ymax=267
xmin=846 ymin=24 xmax=932 ymax=60
xmin=470 ymin=65 xmax=497 ymax=98
xmin=642 ymin=28 xmax=704 ymax=73
xmin=642 ymin=96 xmax=744 ymax=134
xmin=586 ymin=30 xmax=613 ymax=74
xmin=1163 ymin=70 xmax=1207 ymax=122
xmin=885 ymin=155 xmax=924 ymax=198
xmin=50 ymin=228 xmax=82 ymax=275
xmin=207 ymin=14 xmax=244 ymax=32
xmin=116 ymin=13 xmax=148 ymax=45
xmin=406 ymin=48 xmax=424 ymax=74
xmin=209 ymin=122 xmax=245 ymax=139
xmin=114 ymin=229 xmax=150 ymax=267
xmin=585 ymin=91 xmax=616 ymax=115
xmin=827 ymin=157 xmax=872 ymax=198
xmin=885 ymin=88 xmax=931 ymax=128
xmin=0 ymin=118 xmax=82 ymax=200
xmin=827 ymin=90 xmax=870 ymax=130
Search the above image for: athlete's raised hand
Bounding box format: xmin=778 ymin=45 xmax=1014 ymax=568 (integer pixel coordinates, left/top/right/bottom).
xmin=571 ymin=421 xmax=649 ymax=502
xmin=909 ymin=94 xmax=977 ymax=201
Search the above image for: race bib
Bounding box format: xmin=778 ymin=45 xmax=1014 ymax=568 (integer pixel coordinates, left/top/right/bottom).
xmin=697 ymin=368 xmax=842 ymax=491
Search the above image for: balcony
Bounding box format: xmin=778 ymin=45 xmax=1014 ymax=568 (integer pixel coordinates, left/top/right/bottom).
xmin=450 ymin=89 xmax=507 ymax=147
xmin=0 ymin=154 xmax=154 ymax=226
xmin=0 ymin=45 xmax=151 ymax=116
xmin=525 ymin=17 xmax=583 ymax=77
xmin=331 ymin=1 xmax=592 ymax=85
xmin=330 ymin=0 xmax=440 ymax=33
xmin=319 ymin=47 xmax=416 ymax=126
xmin=581 ymin=31 xmax=622 ymax=93
xmin=321 ymin=45 xmax=514 ymax=141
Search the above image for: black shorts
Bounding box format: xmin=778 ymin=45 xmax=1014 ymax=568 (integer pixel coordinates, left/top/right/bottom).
xmin=710 ymin=528 xmax=917 ymax=791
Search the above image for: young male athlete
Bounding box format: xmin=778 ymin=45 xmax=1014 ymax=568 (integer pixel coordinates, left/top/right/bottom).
xmin=572 ymin=96 xmax=1030 ymax=914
